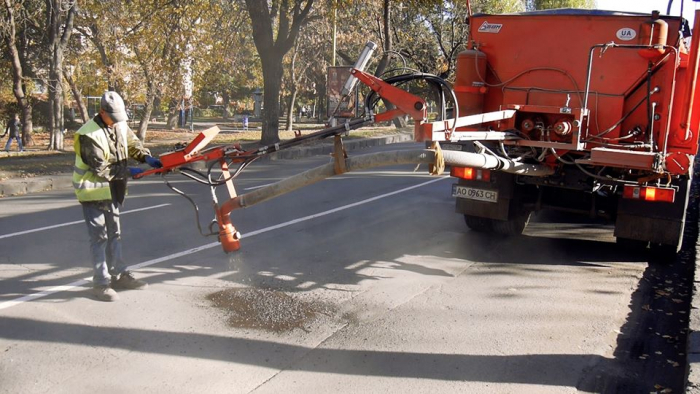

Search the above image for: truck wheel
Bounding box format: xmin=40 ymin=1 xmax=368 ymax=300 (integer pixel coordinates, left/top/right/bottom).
xmin=464 ymin=215 xmax=492 ymax=232
xmin=490 ymin=212 xmax=531 ymax=236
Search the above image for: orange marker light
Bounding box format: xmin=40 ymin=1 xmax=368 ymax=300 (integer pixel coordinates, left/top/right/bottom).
xmin=645 ymin=188 xmax=656 ymax=200
xmin=622 ymin=185 xmax=675 ymax=203
xmin=450 ymin=167 xmax=491 ymax=181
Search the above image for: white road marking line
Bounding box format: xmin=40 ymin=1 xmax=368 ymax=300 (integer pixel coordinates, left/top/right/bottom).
xmin=0 ymin=177 xmax=447 ymax=310
xmin=0 ymin=280 xmax=90 ymax=310
xmin=244 ymin=177 xmax=447 ymax=238
xmin=244 ymin=183 xmax=274 ymax=191
xmin=0 ymin=203 xmax=171 ymax=240
xmin=242 ymin=171 xmax=430 ymax=190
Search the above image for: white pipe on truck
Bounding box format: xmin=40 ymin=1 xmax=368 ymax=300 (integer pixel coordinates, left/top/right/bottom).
xmin=228 ymin=149 xmax=553 ymax=210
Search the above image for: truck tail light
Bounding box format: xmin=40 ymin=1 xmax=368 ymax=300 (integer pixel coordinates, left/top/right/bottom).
xmin=622 ymin=185 xmax=676 ymax=203
xmin=450 ymin=167 xmax=491 ymax=181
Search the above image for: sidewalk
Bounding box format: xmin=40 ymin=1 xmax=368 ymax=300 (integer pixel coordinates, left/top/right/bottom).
xmin=0 ymin=132 xmax=414 ymax=198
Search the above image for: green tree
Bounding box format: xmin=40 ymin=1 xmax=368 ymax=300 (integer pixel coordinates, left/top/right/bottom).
xmin=368 ymin=1 xmax=523 ymax=81
xmin=125 ymin=0 xmax=207 ymax=137
xmin=74 ymin=0 xmax=128 ymax=94
xmin=194 ymin=0 xmax=259 ymax=120
xmin=532 ymin=0 xmax=595 ymax=10
xmin=73 ymin=0 xmax=211 ymax=139
xmin=244 ymin=0 xmax=315 ymax=145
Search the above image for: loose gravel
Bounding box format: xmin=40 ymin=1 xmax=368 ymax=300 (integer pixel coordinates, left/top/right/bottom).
xmin=207 ymin=287 xmax=335 ymax=333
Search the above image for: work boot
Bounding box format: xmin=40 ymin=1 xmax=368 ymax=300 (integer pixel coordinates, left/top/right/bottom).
xmin=112 ymin=271 xmax=148 ymax=290
xmin=92 ymin=285 xmax=119 ymax=302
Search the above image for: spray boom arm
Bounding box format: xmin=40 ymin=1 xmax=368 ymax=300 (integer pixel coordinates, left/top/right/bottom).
xmin=136 ymin=62 xmax=550 ymax=253
xmin=132 ymin=69 xmax=430 ymax=252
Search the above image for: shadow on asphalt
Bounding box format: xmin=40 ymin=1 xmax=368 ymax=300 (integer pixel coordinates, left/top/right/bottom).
xmin=1 ymin=166 xmax=697 ymax=391
xmin=578 ymin=157 xmax=700 ymax=393
xmin=578 ymin=252 xmax=694 ymax=393
xmin=0 ymin=314 xmax=613 ymax=387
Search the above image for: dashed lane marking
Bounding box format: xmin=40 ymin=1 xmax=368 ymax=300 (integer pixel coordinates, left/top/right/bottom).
xmin=0 ymin=204 xmax=172 ymax=240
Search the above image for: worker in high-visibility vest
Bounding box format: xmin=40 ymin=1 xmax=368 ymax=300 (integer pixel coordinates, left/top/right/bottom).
xmin=73 ymin=91 xmax=162 ymax=302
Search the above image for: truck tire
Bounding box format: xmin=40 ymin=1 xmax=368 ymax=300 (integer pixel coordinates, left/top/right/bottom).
xmin=490 ymin=211 xmax=531 ymax=236
xmin=464 ymin=214 xmax=492 ymax=232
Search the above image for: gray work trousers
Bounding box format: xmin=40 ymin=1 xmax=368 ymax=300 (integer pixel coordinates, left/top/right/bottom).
xmin=81 ymin=201 xmax=127 ymax=286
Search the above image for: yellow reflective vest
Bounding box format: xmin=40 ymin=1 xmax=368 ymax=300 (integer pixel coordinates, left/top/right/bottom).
xmin=73 ymin=118 xmax=128 ymax=202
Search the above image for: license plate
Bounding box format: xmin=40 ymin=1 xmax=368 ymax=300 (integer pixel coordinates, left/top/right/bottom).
xmin=452 ymin=184 xmax=498 ymax=203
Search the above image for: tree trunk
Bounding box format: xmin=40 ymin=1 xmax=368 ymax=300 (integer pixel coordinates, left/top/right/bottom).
xmin=137 ymin=82 xmax=157 ymax=141
xmin=260 ymin=56 xmax=284 ymax=145
xmin=154 ymin=97 xmax=162 ymax=119
xmin=3 ymin=0 xmax=34 ymax=147
xmin=279 ymin=91 xmax=287 ymax=117
xmin=137 ymin=104 xmax=153 ymax=141
xmin=63 ymin=68 xmax=88 ymax=123
xmin=374 ymin=0 xmax=405 ymax=129
xmin=222 ymin=91 xmax=231 ymax=119
xmin=137 ymin=101 xmax=154 ymax=141
xmin=285 ymin=86 xmax=297 ymax=132
xmin=49 ymin=65 xmax=64 ymax=150
xmin=315 ymin=73 xmax=326 ymax=120
xmin=167 ymin=100 xmax=179 ymax=129
xmin=47 ymin=0 xmax=76 ymax=151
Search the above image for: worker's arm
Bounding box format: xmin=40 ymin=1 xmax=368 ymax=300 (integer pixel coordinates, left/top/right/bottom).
xmin=122 ymin=123 xmax=151 ymax=163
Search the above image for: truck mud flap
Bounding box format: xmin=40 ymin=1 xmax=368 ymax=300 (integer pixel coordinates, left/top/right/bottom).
xmin=615 ymin=178 xmax=691 ymax=248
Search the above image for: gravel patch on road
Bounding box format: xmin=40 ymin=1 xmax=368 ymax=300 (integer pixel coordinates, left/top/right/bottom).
xmin=207 ymin=287 xmax=336 ymax=333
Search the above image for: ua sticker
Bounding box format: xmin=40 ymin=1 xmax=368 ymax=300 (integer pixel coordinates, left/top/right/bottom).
xmin=616 ymin=28 xmax=636 ymax=41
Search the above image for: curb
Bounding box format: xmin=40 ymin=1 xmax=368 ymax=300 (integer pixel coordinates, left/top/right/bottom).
xmin=0 ymin=132 xmax=414 ymax=198
xmin=0 ymin=174 xmax=73 ymax=197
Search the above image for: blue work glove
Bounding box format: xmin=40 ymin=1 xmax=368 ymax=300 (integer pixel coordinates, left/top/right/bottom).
xmin=145 ymin=155 xmax=163 ymax=168
xmin=128 ymin=167 xmax=144 ymax=177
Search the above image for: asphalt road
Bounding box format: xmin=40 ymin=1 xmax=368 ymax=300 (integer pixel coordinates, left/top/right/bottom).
xmin=0 ymin=142 xmax=688 ymax=393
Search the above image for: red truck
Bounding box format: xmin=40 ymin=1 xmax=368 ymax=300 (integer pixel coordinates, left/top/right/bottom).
xmin=429 ymin=7 xmax=700 ymax=253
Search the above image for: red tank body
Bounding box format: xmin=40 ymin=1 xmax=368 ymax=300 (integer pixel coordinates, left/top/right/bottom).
xmin=451 ymin=9 xmax=699 ymax=176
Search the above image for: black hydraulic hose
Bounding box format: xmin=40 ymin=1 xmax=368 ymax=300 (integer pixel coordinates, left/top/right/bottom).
xmin=162 ymin=176 xmax=217 ymax=237
xmin=588 ymin=86 xmax=660 ymax=139
xmin=246 ymin=118 xmax=373 ymax=158
xmin=179 ymin=167 xmax=212 ymax=185
xmin=646 ymin=63 xmax=653 ymax=146
xmin=205 ymin=157 xmax=257 ymax=187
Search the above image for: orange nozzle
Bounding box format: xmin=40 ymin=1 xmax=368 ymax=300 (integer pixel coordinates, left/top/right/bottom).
xmin=215 ymin=204 xmax=241 ymax=253
xmin=219 ymin=222 xmax=241 ymax=253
